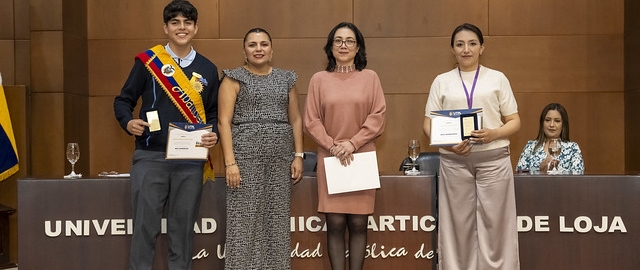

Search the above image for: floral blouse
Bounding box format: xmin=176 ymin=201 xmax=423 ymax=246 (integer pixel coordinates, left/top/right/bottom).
xmin=516 ymin=140 xmax=585 ymax=174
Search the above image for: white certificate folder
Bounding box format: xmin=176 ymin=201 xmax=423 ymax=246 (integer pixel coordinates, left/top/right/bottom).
xmin=166 ymin=122 xmax=212 ymax=160
xmin=324 ymin=151 xmax=381 ymax=194
xmin=429 ymin=108 xmax=483 ymax=146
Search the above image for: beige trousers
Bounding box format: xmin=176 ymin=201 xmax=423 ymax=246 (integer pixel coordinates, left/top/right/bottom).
xmin=437 ymin=146 xmax=520 ymax=270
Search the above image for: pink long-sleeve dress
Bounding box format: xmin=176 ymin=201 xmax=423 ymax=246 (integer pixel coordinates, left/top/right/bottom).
xmin=304 ymin=69 xmax=386 ymax=214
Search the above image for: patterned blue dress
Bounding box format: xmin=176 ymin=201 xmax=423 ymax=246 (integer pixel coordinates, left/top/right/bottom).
xmin=516 ymin=140 xmax=585 ymax=174
xmin=223 ymin=67 xmax=297 ymax=270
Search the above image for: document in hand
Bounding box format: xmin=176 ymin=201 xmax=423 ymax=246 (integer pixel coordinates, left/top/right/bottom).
xmin=324 ymin=151 xmax=381 ymax=194
xmin=166 ymin=122 xmax=212 ymax=160
xmin=429 ymin=108 xmax=483 ymax=146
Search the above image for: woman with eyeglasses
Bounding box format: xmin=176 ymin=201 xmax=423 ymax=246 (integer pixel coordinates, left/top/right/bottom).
xmin=304 ymin=22 xmax=386 ymax=270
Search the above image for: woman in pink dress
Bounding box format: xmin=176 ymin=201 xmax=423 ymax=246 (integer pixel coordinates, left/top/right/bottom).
xmin=304 ymin=22 xmax=386 ymax=270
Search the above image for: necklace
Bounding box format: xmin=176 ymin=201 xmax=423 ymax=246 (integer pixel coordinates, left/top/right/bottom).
xmin=335 ymin=65 xmax=356 ymax=73
xmin=244 ymin=65 xmax=271 ymax=76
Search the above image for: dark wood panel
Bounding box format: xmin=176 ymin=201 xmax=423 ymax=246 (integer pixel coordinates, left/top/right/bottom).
xmin=87 ymin=0 xmax=220 ymax=39
xmin=354 ymin=0 xmax=487 ymax=37
xmin=30 ymin=31 xmax=63 ymax=94
xmin=29 ymin=93 xmax=65 ymax=178
xmin=18 ymin=176 xmax=437 ymax=270
xmin=0 ymin=0 xmax=13 ymax=39
xmin=30 ymin=0 xmax=62 ymax=31
xmin=489 ymin=0 xmax=623 ymax=35
xmin=219 ymin=0 xmax=351 ymax=38
xmin=484 ymin=35 xmax=623 ymax=94
xmin=0 ymin=41 xmax=15 ymax=85
xmin=18 ymin=175 xmax=640 ymax=269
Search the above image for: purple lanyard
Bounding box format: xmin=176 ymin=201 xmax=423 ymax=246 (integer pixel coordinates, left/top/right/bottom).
xmin=458 ymin=66 xmax=480 ymax=109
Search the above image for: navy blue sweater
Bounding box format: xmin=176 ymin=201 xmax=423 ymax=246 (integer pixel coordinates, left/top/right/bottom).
xmin=114 ymin=53 xmax=219 ymax=152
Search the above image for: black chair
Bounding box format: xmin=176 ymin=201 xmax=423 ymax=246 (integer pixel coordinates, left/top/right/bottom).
xmin=303 ymin=151 xmax=317 ymax=175
xmin=398 ymin=152 xmax=440 ymax=175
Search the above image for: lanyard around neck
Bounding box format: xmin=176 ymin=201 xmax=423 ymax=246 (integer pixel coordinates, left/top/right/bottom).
xmin=458 ymin=65 xmax=480 ymax=109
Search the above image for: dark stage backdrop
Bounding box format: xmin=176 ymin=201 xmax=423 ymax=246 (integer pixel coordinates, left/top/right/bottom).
xmin=18 ymin=175 xmax=640 ymax=270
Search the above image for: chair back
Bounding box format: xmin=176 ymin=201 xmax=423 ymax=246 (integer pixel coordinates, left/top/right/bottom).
xmin=399 ymin=152 xmax=440 ymax=175
xmin=303 ymin=151 xmax=317 ymax=175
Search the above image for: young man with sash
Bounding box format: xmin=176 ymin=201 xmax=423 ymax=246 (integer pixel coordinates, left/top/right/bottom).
xmin=114 ymin=1 xmax=219 ymax=269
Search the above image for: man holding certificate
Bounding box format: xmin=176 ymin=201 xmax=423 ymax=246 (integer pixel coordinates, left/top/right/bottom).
xmin=113 ymin=1 xmax=219 ymax=269
xmin=423 ymin=23 xmax=521 ymax=270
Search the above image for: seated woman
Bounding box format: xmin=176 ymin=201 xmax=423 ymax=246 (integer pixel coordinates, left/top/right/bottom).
xmin=516 ymin=103 xmax=585 ymax=174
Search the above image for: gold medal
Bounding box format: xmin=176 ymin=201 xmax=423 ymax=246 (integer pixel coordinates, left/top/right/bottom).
xmin=192 ymin=81 xmax=203 ymax=92
xmin=190 ymin=74 xmax=203 ymax=93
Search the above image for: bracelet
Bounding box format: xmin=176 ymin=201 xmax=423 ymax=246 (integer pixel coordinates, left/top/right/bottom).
xmin=225 ymin=162 xmax=237 ymax=168
xmin=294 ymin=152 xmax=305 ymax=158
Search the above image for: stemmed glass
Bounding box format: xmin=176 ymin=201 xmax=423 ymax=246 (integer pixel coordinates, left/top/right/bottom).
xmin=406 ymin=139 xmax=420 ymax=175
xmin=65 ymin=143 xmax=82 ymax=179
xmin=547 ymin=138 xmax=562 ymax=174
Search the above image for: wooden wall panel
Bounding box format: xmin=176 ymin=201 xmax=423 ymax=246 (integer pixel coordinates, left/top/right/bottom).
xmin=30 ymin=31 xmax=63 ymax=93
xmin=375 ymin=93 xmax=433 ymax=174
xmin=0 ymin=41 xmax=15 ymax=85
xmin=366 ymin=37 xmax=453 ymax=95
xmin=355 ymin=0 xmax=487 ymax=37
xmin=88 ymin=96 xmax=134 ymax=176
xmin=63 ymin=93 xmax=90 ymax=177
xmin=489 ymin=0 xmax=623 ymax=35
xmin=30 ymin=93 xmax=65 ymax=178
xmin=62 ymin=0 xmax=86 ymax=38
xmin=624 ymin=0 xmax=640 ymax=173
xmin=624 ymin=90 xmax=640 ymax=174
xmin=219 ymin=0 xmax=352 ymax=38
xmin=0 ymin=0 xmax=14 ymax=39
xmin=13 ymin=0 xmax=30 ymax=39
xmin=63 ymin=33 xmax=88 ymax=96
xmin=87 ymin=0 xmax=219 ymax=40
xmin=14 ymin=40 xmax=30 ymax=85
xmin=30 ymin=0 xmax=62 ymax=31
xmin=483 ymin=36 xmax=623 ymax=93
xmin=88 ymin=40 xmax=165 ymax=96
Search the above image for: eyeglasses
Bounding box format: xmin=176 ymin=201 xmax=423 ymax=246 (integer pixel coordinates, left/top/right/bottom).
xmin=333 ymin=39 xmax=357 ymax=48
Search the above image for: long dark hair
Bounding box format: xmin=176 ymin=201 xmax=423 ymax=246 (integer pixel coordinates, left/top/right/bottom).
xmin=323 ymin=22 xmax=367 ymax=72
xmin=534 ymin=103 xmax=571 ymax=151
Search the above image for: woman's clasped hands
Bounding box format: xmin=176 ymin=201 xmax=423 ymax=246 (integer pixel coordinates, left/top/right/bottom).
xmin=330 ymin=141 xmax=355 ymax=166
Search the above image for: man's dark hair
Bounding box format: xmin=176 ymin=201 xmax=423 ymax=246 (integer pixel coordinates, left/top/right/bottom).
xmin=163 ymin=0 xmax=198 ymax=23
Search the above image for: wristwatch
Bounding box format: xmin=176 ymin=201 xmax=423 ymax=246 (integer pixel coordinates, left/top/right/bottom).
xmin=294 ymin=152 xmax=305 ymax=158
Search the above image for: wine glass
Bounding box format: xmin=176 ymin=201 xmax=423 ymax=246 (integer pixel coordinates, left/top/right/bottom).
xmin=406 ymin=139 xmax=420 ymax=175
xmin=65 ymin=143 xmax=82 ymax=179
xmin=547 ymin=138 xmax=562 ymax=174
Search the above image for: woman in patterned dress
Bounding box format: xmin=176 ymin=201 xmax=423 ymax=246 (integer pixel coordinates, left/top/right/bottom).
xmin=516 ymin=102 xmax=585 ymax=174
xmin=217 ymin=28 xmax=304 ymax=270
xmin=304 ymin=22 xmax=386 ymax=270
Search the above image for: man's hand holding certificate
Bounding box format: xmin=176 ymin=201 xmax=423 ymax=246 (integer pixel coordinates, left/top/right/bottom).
xmin=429 ymin=108 xmax=483 ymax=146
xmin=166 ymin=122 xmax=212 ymax=160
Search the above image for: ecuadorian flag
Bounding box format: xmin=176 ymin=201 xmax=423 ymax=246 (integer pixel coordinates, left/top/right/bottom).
xmin=0 ymin=73 xmax=19 ymax=181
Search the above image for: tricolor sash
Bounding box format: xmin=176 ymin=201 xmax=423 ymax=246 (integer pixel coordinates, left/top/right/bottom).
xmin=136 ymin=45 xmax=206 ymax=124
xmin=137 ymin=45 xmax=214 ymax=182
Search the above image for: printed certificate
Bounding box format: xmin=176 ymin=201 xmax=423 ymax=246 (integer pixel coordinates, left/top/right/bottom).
xmin=429 ymin=108 xmax=483 ymax=146
xmin=166 ymin=122 xmax=212 ymax=160
xmin=324 ymin=151 xmax=381 ymax=194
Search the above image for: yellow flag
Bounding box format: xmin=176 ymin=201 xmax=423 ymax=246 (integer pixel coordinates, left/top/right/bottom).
xmin=0 ymin=73 xmax=19 ymax=181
